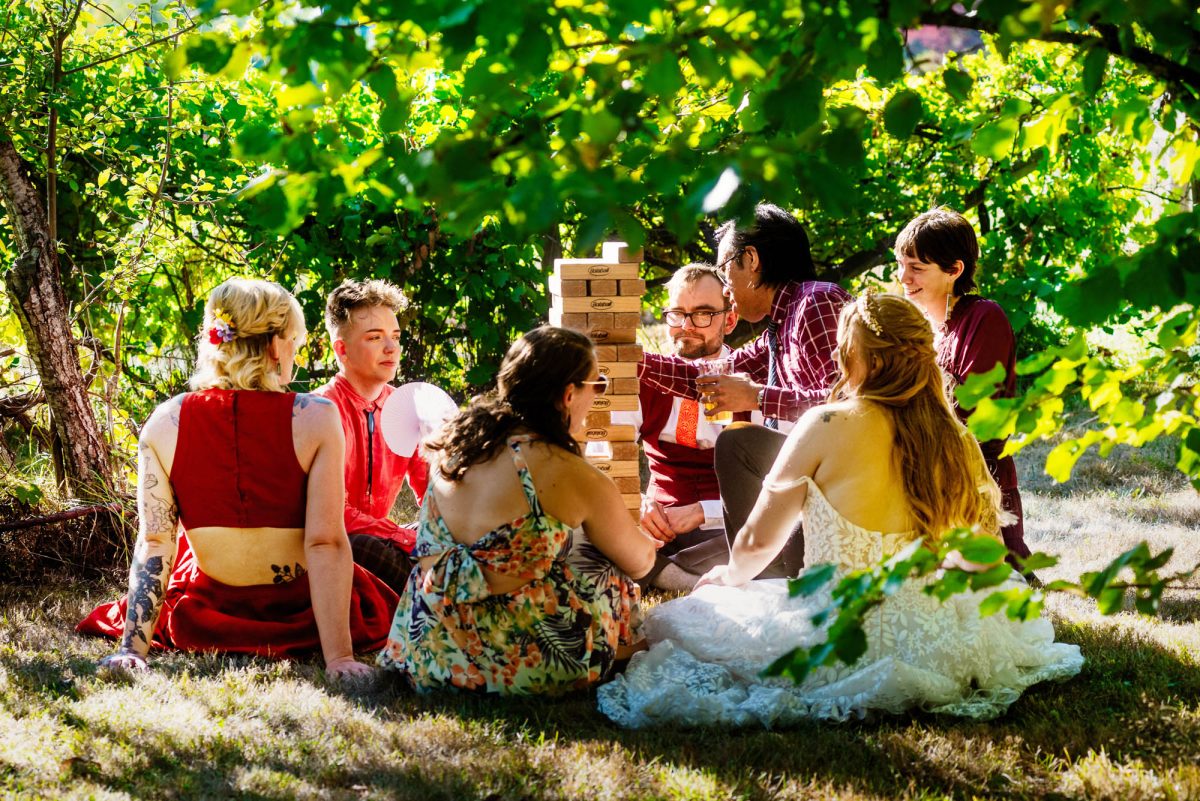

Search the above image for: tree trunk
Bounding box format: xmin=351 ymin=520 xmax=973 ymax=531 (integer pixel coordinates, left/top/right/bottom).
xmin=0 ymin=137 xmax=113 ymax=500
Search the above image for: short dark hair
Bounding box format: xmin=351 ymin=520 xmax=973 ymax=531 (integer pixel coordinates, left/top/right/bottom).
xmin=894 ymin=207 xmax=979 ymax=296
xmin=324 ymin=278 xmax=410 ymax=340
xmin=715 ymin=203 xmax=816 ymax=287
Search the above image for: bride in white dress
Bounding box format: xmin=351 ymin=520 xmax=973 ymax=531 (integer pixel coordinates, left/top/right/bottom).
xmin=598 ymin=293 xmax=1083 ymax=728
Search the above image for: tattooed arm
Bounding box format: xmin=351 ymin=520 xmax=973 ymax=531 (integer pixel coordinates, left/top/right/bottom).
xmin=101 ymin=400 xmax=182 ymax=670
xmin=301 ymin=399 xmax=373 ymax=679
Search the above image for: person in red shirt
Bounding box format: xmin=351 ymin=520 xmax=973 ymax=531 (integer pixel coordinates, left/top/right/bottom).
xmin=614 ymin=264 xmax=748 ymax=591
xmin=315 ymin=279 xmax=430 ymax=593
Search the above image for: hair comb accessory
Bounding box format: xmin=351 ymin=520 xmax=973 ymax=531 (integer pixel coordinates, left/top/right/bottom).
xmin=208 ymin=309 xmax=236 ymax=345
xmin=857 ymin=288 xmax=885 ymax=337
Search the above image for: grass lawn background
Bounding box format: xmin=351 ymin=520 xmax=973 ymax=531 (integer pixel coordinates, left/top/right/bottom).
xmin=2 ymin=434 xmax=1199 ymax=800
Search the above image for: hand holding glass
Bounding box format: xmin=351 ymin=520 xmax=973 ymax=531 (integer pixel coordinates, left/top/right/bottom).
xmin=698 ymin=357 xmax=733 ymax=424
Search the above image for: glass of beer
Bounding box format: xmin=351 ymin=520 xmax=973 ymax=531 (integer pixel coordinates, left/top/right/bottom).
xmin=699 ymin=357 xmax=733 ymax=424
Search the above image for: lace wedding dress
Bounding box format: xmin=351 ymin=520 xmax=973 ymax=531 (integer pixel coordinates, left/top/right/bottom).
xmin=597 ymin=476 xmax=1083 ymax=728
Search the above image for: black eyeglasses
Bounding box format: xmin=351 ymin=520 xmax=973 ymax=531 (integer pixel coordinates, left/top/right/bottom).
xmin=716 ymin=248 xmax=745 ymax=280
xmin=578 ymin=374 xmax=609 ymax=394
xmin=663 ymin=308 xmax=731 ymax=328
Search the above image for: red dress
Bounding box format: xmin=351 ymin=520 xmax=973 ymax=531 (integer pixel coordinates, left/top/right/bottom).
xmin=77 ymin=389 xmax=398 ymax=658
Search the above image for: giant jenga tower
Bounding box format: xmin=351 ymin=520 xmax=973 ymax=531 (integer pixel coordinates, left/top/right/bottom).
xmin=548 ymin=241 xmax=645 ymax=522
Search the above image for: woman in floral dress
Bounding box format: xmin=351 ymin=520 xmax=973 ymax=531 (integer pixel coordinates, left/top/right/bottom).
xmin=378 ymin=326 xmax=656 ymax=693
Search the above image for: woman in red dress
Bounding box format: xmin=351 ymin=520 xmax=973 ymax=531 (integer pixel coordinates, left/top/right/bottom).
xmin=894 ymin=208 xmax=1032 ymax=566
xmin=79 ymin=278 xmax=395 ymax=677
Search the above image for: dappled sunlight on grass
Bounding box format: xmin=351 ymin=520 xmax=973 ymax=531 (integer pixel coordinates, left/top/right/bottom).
xmin=1 ymin=433 xmax=1198 ymax=799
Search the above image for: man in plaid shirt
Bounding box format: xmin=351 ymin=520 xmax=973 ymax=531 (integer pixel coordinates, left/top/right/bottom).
xmin=639 ymin=203 xmax=852 ymax=578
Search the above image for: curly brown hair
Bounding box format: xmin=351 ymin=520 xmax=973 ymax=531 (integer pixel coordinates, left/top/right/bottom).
xmin=425 ymin=326 xmax=595 ymax=481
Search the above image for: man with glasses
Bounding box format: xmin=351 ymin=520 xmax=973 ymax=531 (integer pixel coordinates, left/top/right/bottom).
xmin=616 ymin=264 xmax=747 ymax=590
xmin=639 ymin=203 xmax=851 ymax=578
xmin=316 ymin=279 xmax=429 ymax=594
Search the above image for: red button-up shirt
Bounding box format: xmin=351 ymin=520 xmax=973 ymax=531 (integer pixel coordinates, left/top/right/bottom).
xmin=314 ymin=374 xmax=429 ymax=551
xmin=639 ymin=281 xmax=851 ymax=424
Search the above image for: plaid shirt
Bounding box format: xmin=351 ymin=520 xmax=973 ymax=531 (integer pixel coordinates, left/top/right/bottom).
xmin=640 ymin=281 xmax=851 ymax=424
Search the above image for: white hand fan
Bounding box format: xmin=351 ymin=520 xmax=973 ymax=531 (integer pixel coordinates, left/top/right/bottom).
xmin=379 ymin=382 xmax=459 ymax=456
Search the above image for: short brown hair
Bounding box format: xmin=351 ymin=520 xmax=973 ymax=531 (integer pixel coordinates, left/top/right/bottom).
xmin=894 ymin=207 xmax=979 ymax=296
xmin=324 ymin=279 xmax=410 ymax=340
xmin=665 ymin=262 xmax=724 ymax=295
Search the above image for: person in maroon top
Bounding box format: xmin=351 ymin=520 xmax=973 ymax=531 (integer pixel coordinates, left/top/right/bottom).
xmin=894 ymin=207 xmax=1032 ymax=567
xmin=315 ymin=279 xmax=430 ymax=594
xmin=80 ymin=279 xmax=392 ymax=677
xmin=641 ymin=204 xmax=852 ymax=578
xmin=618 ymin=264 xmax=748 ymax=591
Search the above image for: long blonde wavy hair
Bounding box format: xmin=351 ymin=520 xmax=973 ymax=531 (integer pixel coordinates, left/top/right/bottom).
xmin=829 ymin=292 xmax=1007 ymax=541
xmin=190 ymin=278 xmax=306 ymax=393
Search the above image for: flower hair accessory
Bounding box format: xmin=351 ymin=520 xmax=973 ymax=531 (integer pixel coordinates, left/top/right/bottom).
xmin=857 ymin=289 xmax=885 ymax=337
xmin=208 ymin=309 xmax=236 ymax=345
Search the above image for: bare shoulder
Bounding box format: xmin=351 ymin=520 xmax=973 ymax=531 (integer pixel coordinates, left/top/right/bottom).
xmin=292 ymin=392 xmax=337 ymax=422
xmin=799 ymin=400 xmax=862 ymax=427
xmin=141 ymin=394 xmax=186 ymax=441
xmin=294 ymin=394 xmax=341 ymax=434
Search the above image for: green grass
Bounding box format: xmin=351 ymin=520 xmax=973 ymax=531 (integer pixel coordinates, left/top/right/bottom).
xmin=2 ymin=439 xmax=1199 ymax=800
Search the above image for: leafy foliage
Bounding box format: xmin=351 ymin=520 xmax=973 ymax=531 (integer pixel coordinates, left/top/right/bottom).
xmin=766 ymin=531 xmax=1195 ymax=684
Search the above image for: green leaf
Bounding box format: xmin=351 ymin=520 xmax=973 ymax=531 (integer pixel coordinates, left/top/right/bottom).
xmin=956 ymin=536 xmax=1009 ymax=565
xmin=944 ymin=69 xmax=973 ymax=102
xmin=832 ymin=623 xmax=868 ymax=664
xmin=971 ymin=116 xmax=1019 ymax=160
xmin=883 ymin=90 xmax=922 ymax=139
xmin=789 ymin=563 xmax=837 ymax=597
xmin=1081 ymin=46 xmax=1108 ymax=94
xmin=978 ymin=591 xmax=1008 ymax=618
xmin=954 ymin=362 xmax=1007 ymax=408
xmin=969 ymin=563 xmax=1014 ymax=590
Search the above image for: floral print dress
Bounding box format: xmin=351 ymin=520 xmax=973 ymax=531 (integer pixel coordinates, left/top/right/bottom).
xmin=378 ymin=435 xmax=642 ymax=694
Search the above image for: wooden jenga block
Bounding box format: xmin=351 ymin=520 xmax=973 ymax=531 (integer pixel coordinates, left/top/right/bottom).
xmin=589 ymin=278 xmax=618 ymax=296
xmin=601 ymin=241 xmax=644 ymax=264
xmin=586 ymin=410 xmax=610 ymax=427
xmin=549 ymin=308 xmax=588 ymax=329
xmin=555 ymin=296 xmax=641 ymax=314
xmin=594 ymin=345 xmax=618 ymax=361
xmin=576 ymin=424 xmax=638 ymax=442
xmin=591 ymin=394 xmax=638 ymax=412
xmin=611 ymin=378 xmax=639 ymax=396
xmin=597 ymin=361 xmax=637 ymax=378
xmin=621 ymin=493 xmax=641 ymax=510
xmin=613 ymin=312 xmax=640 ymax=329
xmin=587 ymin=312 xmax=614 ymax=329
xmin=590 ymin=459 xmax=639 ymax=478
xmin=548 ymin=275 xmax=589 ymax=297
xmin=612 ymin=442 xmax=639 ymax=461
xmin=554 ymin=260 xmax=640 ymax=280
xmin=613 ymin=476 xmax=640 ymax=493
xmin=587 ymin=328 xmax=637 ymax=344
xmin=618 ymin=279 xmax=646 ymax=296
xmin=617 ymin=344 xmax=644 ymax=362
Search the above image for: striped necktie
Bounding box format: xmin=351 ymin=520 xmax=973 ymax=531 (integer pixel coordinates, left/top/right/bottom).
xmin=764 ymin=320 xmax=779 ymax=431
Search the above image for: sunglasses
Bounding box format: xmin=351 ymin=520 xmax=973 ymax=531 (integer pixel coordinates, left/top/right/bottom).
xmin=578 ymin=374 xmax=609 ymax=394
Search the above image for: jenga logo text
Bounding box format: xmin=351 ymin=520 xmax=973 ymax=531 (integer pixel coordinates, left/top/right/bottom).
xmin=591 ymin=330 xmax=610 ymax=341
xmin=588 ymin=265 xmax=612 ymax=277
xmin=592 ymin=397 xmax=611 ymax=409
xmin=585 ymin=428 xmax=606 ymax=439
xmin=595 ymin=462 xmax=612 ymax=473
xmin=598 ymin=365 xmax=610 ymax=376
xmin=590 ymin=299 xmax=613 ymax=310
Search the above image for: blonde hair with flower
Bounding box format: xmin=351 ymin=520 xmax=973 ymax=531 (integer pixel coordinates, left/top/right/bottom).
xmin=191 ymin=278 xmax=306 ymax=393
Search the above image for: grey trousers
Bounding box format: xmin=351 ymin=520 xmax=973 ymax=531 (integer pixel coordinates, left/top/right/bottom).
xmin=713 ymin=424 xmax=805 ymax=579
